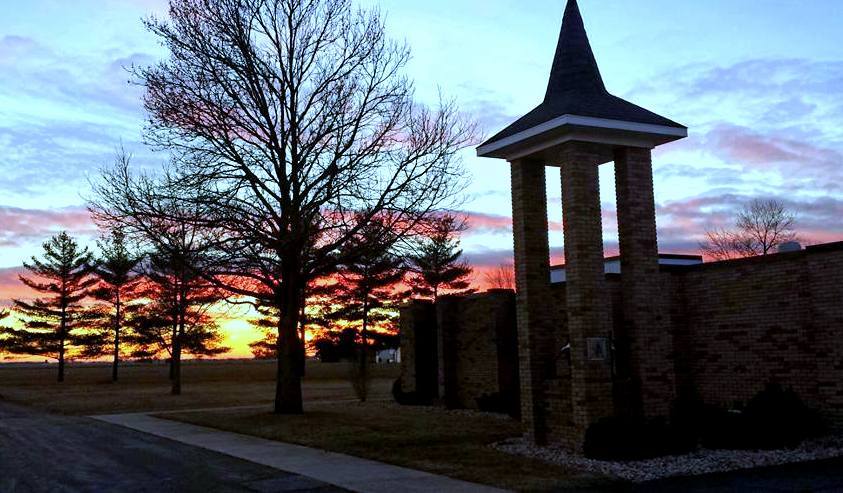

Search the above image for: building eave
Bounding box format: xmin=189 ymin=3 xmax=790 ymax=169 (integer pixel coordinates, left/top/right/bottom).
xmin=477 ymin=114 xmax=688 ymax=160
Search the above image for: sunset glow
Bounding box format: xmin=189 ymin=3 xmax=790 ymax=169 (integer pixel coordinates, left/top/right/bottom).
xmin=3 ymin=0 xmax=843 ymax=361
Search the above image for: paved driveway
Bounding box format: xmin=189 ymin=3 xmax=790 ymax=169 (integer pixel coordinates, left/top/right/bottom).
xmin=0 ymin=402 xmax=345 ymax=493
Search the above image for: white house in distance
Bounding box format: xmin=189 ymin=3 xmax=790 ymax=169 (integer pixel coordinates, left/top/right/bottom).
xmin=550 ymin=254 xmax=703 ymax=284
xmin=376 ymin=348 xmax=401 ymax=364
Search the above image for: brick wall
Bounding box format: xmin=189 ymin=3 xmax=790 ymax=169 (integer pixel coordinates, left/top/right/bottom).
xmin=398 ymin=243 xmax=843 ymax=442
xmin=399 ymin=301 xmax=437 ymax=398
xmin=672 ymin=243 xmax=843 ymax=424
xmin=436 ymin=291 xmax=519 ymax=410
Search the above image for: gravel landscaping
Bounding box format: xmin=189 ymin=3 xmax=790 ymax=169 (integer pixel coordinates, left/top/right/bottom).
xmin=493 ymin=434 xmax=843 ymax=483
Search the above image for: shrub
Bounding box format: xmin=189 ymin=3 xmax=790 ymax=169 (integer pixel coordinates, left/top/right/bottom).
xmin=700 ymin=384 xmax=823 ymax=450
xmin=743 ymin=384 xmax=822 ymax=449
xmin=391 ymin=378 xmax=431 ymax=406
xmin=583 ymin=416 xmax=696 ymax=461
xmin=348 ymin=357 xmax=371 ymax=402
xmin=476 ymin=392 xmax=520 ymax=417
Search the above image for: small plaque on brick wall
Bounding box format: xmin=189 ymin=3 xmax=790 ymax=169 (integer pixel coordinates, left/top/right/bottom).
xmin=587 ymin=337 xmax=609 ymax=361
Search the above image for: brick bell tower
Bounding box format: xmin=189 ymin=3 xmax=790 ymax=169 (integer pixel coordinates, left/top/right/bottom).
xmin=477 ymin=0 xmax=687 ymax=449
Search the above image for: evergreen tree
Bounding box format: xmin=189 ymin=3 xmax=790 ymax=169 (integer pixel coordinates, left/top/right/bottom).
xmin=89 ymin=228 xmax=144 ymax=382
xmin=0 ymin=232 xmax=96 ymax=382
xmin=321 ymin=220 xmax=404 ymax=401
xmin=127 ymin=242 xmax=228 ymax=393
xmin=406 ymin=214 xmax=474 ymax=302
xmin=248 ymin=303 xmax=280 ymax=360
xmin=0 ymin=309 xmax=10 ymax=360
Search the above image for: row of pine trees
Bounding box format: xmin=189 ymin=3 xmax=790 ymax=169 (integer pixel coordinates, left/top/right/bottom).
xmin=0 ymin=214 xmax=474 ymax=397
xmin=0 ymin=229 xmax=227 ymax=392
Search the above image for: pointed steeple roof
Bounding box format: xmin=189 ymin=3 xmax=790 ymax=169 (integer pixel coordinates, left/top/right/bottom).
xmin=478 ymin=0 xmax=687 ymax=159
xmin=544 ymin=0 xmax=606 ymax=101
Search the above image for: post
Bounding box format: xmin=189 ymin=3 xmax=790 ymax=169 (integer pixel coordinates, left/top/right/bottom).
xmin=510 ymin=159 xmax=554 ymax=444
xmin=559 ymin=142 xmax=614 ymax=450
xmin=614 ymin=147 xmax=675 ymax=416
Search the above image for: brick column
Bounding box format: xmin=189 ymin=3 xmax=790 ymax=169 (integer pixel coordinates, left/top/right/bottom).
xmin=510 ymin=159 xmax=553 ymax=444
xmin=436 ymin=296 xmax=462 ymax=408
xmin=614 ymin=147 xmax=675 ymax=417
xmin=559 ymin=142 xmax=613 ymax=449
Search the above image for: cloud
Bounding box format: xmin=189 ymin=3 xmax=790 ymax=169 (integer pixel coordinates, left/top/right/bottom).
xmin=0 ymin=266 xmax=30 ymax=305
xmin=463 ymin=211 xmax=512 ymax=235
xmin=703 ymin=124 xmax=842 ymax=174
xmin=655 ymin=193 xmax=843 ymax=251
xmin=0 ymin=206 xmax=96 ymax=247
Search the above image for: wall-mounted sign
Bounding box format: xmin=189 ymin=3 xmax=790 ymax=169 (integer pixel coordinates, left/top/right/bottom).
xmin=587 ymin=337 xmax=609 ymax=361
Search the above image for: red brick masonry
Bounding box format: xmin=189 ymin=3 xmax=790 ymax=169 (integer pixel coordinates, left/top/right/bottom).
xmin=400 ymin=242 xmax=843 ymax=446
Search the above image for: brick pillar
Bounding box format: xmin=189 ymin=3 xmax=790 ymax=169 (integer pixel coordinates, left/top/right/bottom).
xmin=559 ymin=142 xmax=614 ymax=450
xmin=436 ymin=296 xmax=462 ymax=408
xmin=614 ymin=147 xmax=675 ymax=417
xmin=510 ymin=159 xmax=553 ymax=444
xmin=399 ymin=301 xmax=436 ymax=397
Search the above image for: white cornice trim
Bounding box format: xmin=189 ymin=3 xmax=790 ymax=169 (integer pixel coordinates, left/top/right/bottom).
xmin=476 ymin=114 xmax=688 ymax=158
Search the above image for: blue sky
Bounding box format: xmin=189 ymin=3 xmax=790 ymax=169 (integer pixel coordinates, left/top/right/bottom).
xmin=2 ymin=0 xmax=843 ymax=292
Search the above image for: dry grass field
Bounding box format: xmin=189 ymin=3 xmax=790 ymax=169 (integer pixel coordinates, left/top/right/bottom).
xmin=0 ymin=359 xmax=398 ymax=415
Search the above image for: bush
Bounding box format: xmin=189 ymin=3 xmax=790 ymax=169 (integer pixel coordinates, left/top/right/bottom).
xmin=583 ymin=416 xmax=696 ymax=461
xmin=391 ymin=378 xmax=431 ymax=406
xmin=700 ymin=384 xmax=823 ymax=450
xmin=476 ymin=392 xmax=520 ymax=418
xmin=348 ymin=357 xmax=371 ymax=402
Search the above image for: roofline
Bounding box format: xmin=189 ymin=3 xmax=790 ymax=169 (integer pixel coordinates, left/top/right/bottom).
xmin=477 ymin=114 xmax=688 ymax=158
xmin=550 ymin=253 xmax=703 ymax=270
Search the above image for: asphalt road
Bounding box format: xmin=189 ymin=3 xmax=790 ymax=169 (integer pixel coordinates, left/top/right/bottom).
xmin=0 ymin=401 xmax=345 ymax=493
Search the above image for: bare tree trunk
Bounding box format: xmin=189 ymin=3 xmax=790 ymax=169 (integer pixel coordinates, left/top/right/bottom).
xmin=58 ymin=305 xmax=66 ymax=383
xmin=274 ymin=278 xmax=303 ymax=414
xmin=171 ymin=286 xmax=185 ymax=395
xmin=359 ymin=296 xmax=370 ymax=403
xmin=112 ymin=291 xmax=121 ymax=383
xmin=168 ymin=322 xmax=177 ymax=380
xmin=298 ymin=301 xmax=307 ymax=378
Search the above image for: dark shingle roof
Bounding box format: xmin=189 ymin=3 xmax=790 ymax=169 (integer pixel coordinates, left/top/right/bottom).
xmin=481 ymin=0 xmax=685 ymax=148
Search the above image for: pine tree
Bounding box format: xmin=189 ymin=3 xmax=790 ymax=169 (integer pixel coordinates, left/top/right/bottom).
xmin=323 ymin=221 xmax=404 ymax=401
xmin=89 ymin=228 xmax=144 ymax=382
xmin=406 ymin=214 xmax=474 ymax=302
xmin=248 ymin=302 xmax=280 ymax=360
xmin=1 ymin=232 xmax=96 ymax=382
xmin=127 ymin=243 xmax=228 ymax=394
xmin=0 ymin=309 xmax=11 ymax=359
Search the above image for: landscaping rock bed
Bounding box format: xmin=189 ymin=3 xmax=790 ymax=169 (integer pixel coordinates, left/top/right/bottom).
xmin=493 ymin=434 xmax=843 ymax=483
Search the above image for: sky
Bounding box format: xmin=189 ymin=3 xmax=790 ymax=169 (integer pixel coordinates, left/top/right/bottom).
xmin=2 ymin=0 xmax=842 ymax=357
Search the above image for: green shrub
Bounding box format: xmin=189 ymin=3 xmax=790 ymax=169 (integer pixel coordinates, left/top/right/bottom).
xmin=476 ymin=392 xmax=520 ymax=418
xmin=391 ymin=378 xmax=432 ymax=406
xmin=700 ymin=384 xmax=823 ymax=450
xmin=583 ymin=416 xmax=696 ymax=461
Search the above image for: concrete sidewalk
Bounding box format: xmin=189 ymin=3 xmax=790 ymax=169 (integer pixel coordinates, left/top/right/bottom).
xmin=93 ymin=413 xmax=510 ymax=493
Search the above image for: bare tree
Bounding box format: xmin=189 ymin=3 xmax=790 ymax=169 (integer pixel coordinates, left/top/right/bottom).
xmin=701 ymin=199 xmax=798 ymax=261
xmin=484 ymin=263 xmax=515 ymax=290
xmin=123 ymin=0 xmax=473 ymax=413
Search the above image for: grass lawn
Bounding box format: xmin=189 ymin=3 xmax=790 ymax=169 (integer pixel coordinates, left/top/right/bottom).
xmin=161 ymin=401 xmax=609 ymax=492
xmin=0 ymin=359 xmax=398 ymax=415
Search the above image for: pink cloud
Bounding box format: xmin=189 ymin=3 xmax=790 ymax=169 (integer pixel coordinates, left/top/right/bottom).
xmin=705 ymin=124 xmax=842 ymax=172
xmin=0 ymin=266 xmax=32 ymax=305
xmin=0 ymin=206 xmax=96 ymax=247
